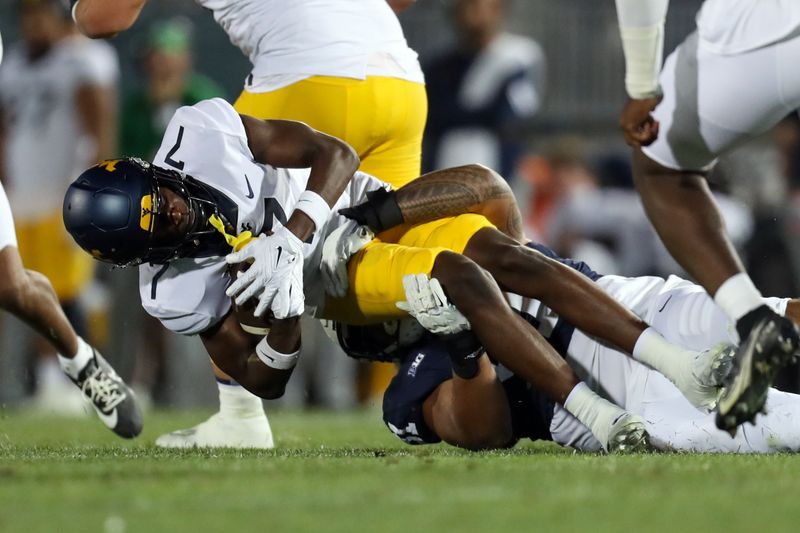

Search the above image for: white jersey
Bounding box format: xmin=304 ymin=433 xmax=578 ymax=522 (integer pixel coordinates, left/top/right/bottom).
xmin=0 ymin=35 xmax=118 ymax=220
xmin=139 ymin=98 xmax=386 ymax=335
xmin=697 ymin=0 xmax=800 ymax=54
xmin=194 ymin=0 xmax=424 ymax=91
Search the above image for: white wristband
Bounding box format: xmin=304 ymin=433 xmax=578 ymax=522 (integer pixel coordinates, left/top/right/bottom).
xmin=294 ymin=190 xmax=331 ymax=232
xmin=255 ymin=336 xmax=300 ymax=370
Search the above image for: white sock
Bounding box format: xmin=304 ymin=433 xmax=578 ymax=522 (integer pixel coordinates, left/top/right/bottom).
xmin=218 ymin=381 xmax=266 ymax=419
xmin=564 ymin=382 xmax=625 ymax=450
xmin=57 ymin=337 xmax=94 ymax=380
xmin=632 ymin=327 xmax=691 ymax=383
xmin=714 ymin=273 xmax=764 ymax=323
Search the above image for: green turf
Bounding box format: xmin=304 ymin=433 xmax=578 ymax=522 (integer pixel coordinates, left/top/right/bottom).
xmin=2 ymin=409 xmax=800 ymax=533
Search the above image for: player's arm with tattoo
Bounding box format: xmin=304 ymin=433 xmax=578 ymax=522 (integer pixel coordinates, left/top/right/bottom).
xmin=343 ymin=164 xmax=524 ymax=241
xmin=201 ymin=314 xmax=300 ymax=399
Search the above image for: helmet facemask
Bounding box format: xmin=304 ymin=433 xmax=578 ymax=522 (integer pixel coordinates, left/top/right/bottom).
xmin=136 ymin=162 xmax=226 ymax=265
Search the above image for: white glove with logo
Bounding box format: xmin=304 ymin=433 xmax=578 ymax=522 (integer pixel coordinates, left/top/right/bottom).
xmin=225 ymin=226 xmax=305 ymax=318
xmin=321 ymin=219 xmax=374 ymax=298
xmin=396 ymin=273 xmax=471 ymax=335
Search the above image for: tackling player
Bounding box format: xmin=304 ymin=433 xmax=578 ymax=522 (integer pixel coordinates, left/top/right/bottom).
xmin=0 ymin=19 xmax=140 ymax=439
xmin=382 ymin=267 xmax=800 ymax=454
xmin=615 ymin=0 xmax=800 ymax=431
xmin=70 ymin=0 xmax=427 ymax=447
xmin=63 ymin=99 xmax=732 ymax=450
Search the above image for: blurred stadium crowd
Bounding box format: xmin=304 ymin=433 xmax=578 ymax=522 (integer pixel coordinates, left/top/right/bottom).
xmin=1 ymin=0 xmax=799 ymax=414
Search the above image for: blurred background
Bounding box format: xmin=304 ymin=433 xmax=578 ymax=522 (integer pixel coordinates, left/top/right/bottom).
xmin=2 ymin=0 xmax=800 ymax=414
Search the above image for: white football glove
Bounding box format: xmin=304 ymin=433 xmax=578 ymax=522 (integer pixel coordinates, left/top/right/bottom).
xmin=396 ymin=273 xmax=471 ymax=335
xmin=225 ymin=226 xmax=305 ymax=318
xmin=269 ymin=255 xmax=305 ymax=319
xmin=321 ymin=219 xmax=374 ymax=298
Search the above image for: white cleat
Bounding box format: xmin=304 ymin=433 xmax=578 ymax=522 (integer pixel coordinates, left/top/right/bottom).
xmin=673 ymin=343 xmax=735 ymax=412
xmin=605 ymin=413 xmax=652 ymax=454
xmin=155 ymin=412 xmax=274 ymax=449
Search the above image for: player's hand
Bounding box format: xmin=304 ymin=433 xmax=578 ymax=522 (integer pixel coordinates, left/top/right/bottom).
xmin=225 ymin=226 xmax=305 ymax=318
xmin=396 ymin=273 xmax=470 ymax=335
xmin=619 ymin=95 xmax=662 ymax=147
xmin=321 ymin=219 xmax=374 ymax=298
xmin=270 ymin=263 xmax=305 ymax=319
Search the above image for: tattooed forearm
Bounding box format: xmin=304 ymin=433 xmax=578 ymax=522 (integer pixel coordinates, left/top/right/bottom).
xmin=395 ymin=164 xmax=524 ymax=241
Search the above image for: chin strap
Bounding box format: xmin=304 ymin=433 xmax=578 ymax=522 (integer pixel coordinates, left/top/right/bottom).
xmin=208 ymin=214 xmax=255 ymax=252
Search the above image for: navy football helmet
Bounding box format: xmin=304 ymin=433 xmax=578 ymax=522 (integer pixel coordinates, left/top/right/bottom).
xmin=63 ymin=157 xmax=230 ymax=266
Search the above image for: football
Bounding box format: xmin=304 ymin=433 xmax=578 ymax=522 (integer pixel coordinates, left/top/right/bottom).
xmin=229 ymin=261 xmax=273 ymax=336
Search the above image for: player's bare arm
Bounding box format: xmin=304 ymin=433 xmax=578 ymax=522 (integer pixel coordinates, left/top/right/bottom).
xmin=240 ymin=114 xmax=360 ymax=241
xmin=71 ymin=0 xmax=147 ymax=38
xmin=200 ymin=313 xmax=300 ymax=399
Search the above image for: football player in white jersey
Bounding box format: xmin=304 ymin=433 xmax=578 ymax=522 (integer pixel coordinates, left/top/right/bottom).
xmin=615 ymin=0 xmax=800 ymax=432
xmin=70 ymin=0 xmax=429 ymax=447
xmin=384 ymin=270 xmax=800 ymax=454
xmin=64 ymin=99 xmax=740 ymax=451
xmin=0 ymin=4 xmax=140 ymax=439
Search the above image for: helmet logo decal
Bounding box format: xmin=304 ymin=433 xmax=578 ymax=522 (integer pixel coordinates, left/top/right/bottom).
xmin=98 ymin=159 xmax=122 ymax=172
xmin=140 ymin=194 xmax=154 ymax=231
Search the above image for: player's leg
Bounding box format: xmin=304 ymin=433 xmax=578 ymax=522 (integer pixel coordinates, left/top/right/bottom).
xmin=155 ymin=360 xmax=274 ymax=449
xmin=637 ymin=372 xmax=800 ymax=453
xmin=234 ymin=76 xmax=427 ymax=189
xmin=332 ymin=240 xmax=648 ymax=451
xmin=0 ymin=186 xmax=141 ymax=437
xmin=415 ymin=219 xmax=725 ymax=410
xmin=353 ymin=76 xmax=427 ymax=188
xmin=431 ymin=251 xmax=579 ymax=404
xmin=635 ymin=32 xmax=800 ymax=429
xmin=429 ymin=256 xmax=649 ymax=452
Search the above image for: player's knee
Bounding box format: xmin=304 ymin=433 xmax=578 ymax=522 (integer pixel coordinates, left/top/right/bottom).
xmin=433 ymin=252 xmax=495 ymax=312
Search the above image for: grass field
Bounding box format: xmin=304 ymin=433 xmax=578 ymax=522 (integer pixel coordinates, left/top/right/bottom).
xmin=2 ymin=409 xmax=800 ymax=533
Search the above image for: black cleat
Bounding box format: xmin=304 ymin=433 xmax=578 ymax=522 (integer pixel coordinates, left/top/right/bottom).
xmin=715 ymin=315 xmax=799 ymax=432
xmin=71 ymin=350 xmax=143 ymax=439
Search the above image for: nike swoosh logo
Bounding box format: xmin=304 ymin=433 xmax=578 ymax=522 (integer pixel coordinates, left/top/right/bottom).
xmin=95 ymin=407 xmax=119 ymax=430
xmin=276 ymin=246 xmax=283 ymax=266
xmin=244 ymin=174 xmax=254 ymax=199
xmin=658 ymin=295 xmax=673 ymax=313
